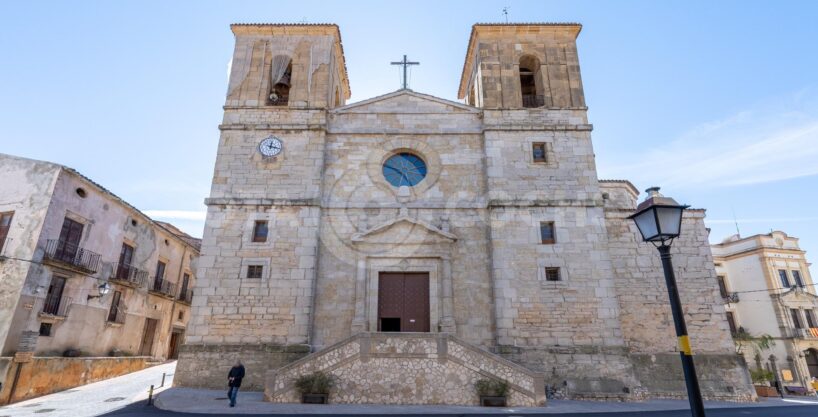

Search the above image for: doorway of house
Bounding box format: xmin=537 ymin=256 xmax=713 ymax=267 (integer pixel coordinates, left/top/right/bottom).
xmin=806 ymin=348 xmax=818 ymax=379
xmin=168 ymin=330 xmax=183 ymax=359
xmin=377 ymin=272 xmax=430 ymax=332
xmin=139 ymin=318 xmax=158 ymax=357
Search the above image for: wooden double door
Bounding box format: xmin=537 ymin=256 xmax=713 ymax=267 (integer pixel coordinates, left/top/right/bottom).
xmin=378 ymin=272 xmax=429 ymax=332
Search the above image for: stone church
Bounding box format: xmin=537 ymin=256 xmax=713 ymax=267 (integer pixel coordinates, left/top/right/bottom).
xmin=176 ymin=23 xmax=754 ymax=405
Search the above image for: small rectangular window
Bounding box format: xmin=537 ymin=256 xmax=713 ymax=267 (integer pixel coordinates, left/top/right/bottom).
xmin=544 ymin=267 xmax=561 ymax=282
xmin=792 ymin=270 xmax=804 ymax=288
xmin=107 ymin=291 xmax=122 ymax=322
xmin=246 ymin=265 xmax=263 ymax=279
xmin=39 ymin=322 xmax=52 ymax=336
xmin=532 ymin=143 xmax=547 ymax=163
xmin=791 ymin=309 xmax=803 ymax=329
xmin=717 ymin=276 xmax=729 ymax=298
xmin=778 ymin=269 xmax=790 ymax=288
xmin=178 ymin=311 xmax=184 ymax=321
xmin=725 ymin=311 xmax=738 ymax=335
xmin=540 ymin=222 xmax=555 ymax=244
xmin=0 ymin=211 xmax=13 ymax=255
xmin=252 ymin=221 xmax=269 ymax=243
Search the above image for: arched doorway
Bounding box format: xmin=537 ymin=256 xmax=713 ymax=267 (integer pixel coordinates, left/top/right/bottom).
xmin=806 ymin=348 xmax=818 ymax=379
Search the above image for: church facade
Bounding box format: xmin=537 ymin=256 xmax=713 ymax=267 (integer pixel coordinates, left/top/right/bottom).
xmin=175 ymin=23 xmax=755 ymax=404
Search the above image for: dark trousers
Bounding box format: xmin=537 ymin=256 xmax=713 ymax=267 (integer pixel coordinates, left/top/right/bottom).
xmin=228 ymin=386 xmax=239 ymax=406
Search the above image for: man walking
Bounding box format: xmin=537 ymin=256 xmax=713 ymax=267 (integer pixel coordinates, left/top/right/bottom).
xmin=227 ymin=360 xmax=245 ymax=407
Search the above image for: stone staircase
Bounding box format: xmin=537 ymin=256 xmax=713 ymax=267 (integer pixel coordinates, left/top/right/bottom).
xmin=265 ymin=332 xmax=545 ymax=406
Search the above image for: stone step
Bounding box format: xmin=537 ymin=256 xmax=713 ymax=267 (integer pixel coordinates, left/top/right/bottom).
xmin=265 ymin=332 xmax=545 ymax=406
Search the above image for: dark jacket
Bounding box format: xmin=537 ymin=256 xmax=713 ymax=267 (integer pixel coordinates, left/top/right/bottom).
xmin=228 ymin=365 xmax=245 ymax=388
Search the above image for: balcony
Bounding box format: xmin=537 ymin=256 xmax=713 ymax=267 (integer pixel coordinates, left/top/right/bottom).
xmin=177 ymin=288 xmax=193 ymax=305
xmin=522 ymin=94 xmax=545 ymax=108
xmin=792 ymin=328 xmax=818 ymax=339
xmin=40 ymin=296 xmax=72 ymax=319
xmin=149 ymin=278 xmax=177 ymax=299
xmin=43 ymin=239 xmax=101 ymax=274
xmin=722 ymin=292 xmax=740 ymax=303
xmin=108 ymin=263 xmax=148 ymax=288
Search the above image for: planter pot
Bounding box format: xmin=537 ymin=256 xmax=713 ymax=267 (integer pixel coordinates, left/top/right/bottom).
xmin=301 ymin=393 xmax=328 ymax=404
xmin=754 ymin=385 xmax=778 ymax=397
xmin=480 ymin=396 xmax=507 ymax=407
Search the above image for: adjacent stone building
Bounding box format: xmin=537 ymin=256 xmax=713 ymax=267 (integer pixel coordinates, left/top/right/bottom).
xmin=176 ymin=23 xmax=755 ymax=404
xmin=713 ymin=231 xmax=818 ymax=394
xmin=0 ymin=153 xmax=199 ymax=362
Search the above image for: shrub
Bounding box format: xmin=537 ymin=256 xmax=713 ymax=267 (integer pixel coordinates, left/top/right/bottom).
xmin=475 ymin=378 xmax=510 ymax=397
xmin=294 ymin=371 xmax=334 ymax=394
xmin=63 ymin=348 xmax=82 ymax=357
xmin=750 ymin=368 xmax=774 ymax=385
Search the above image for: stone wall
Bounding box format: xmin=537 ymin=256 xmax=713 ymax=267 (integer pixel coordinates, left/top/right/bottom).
xmin=266 ymin=333 xmax=545 ymax=406
xmin=175 ymin=343 xmax=309 ymax=391
xmin=0 ymin=356 xmax=148 ymax=404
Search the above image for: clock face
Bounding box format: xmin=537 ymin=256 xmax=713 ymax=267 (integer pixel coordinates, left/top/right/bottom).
xmin=259 ymin=136 xmax=283 ymax=157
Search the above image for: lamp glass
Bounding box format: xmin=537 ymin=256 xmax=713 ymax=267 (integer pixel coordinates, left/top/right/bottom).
xmin=656 ymin=206 xmax=684 ymax=237
xmin=99 ymin=282 xmax=111 ymax=296
xmin=632 ymin=208 xmax=659 ymax=242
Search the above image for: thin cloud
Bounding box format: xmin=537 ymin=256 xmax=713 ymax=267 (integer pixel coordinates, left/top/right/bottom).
xmin=603 ymin=90 xmax=818 ymax=189
xmin=143 ymin=210 xmax=207 ymax=221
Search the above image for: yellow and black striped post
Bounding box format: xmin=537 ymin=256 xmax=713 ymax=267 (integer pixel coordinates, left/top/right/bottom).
xmin=658 ymin=244 xmax=706 ymax=417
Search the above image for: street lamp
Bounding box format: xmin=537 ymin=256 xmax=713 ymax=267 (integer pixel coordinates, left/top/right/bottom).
xmin=628 ymin=187 xmax=705 ymax=417
xmin=87 ymin=282 xmax=111 ymax=301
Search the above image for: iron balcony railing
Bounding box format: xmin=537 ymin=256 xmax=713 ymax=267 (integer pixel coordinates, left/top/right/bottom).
xmin=177 ymin=288 xmax=193 ymax=304
xmin=109 ymin=262 xmax=148 ymax=287
xmin=43 ymin=239 xmax=101 ymax=273
xmin=41 ymin=296 xmax=72 ymax=317
xmin=791 ymin=328 xmax=818 ymax=339
xmin=149 ymin=278 xmax=177 ymax=298
xmin=722 ymin=292 xmax=740 ymax=303
xmin=107 ymin=305 xmax=127 ymax=324
xmin=522 ymin=94 xmax=545 ymax=108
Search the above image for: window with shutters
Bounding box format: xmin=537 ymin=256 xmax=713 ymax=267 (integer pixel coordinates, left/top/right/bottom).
xmin=791 ymin=309 xmax=803 ymax=329
xmin=779 ymin=269 xmax=791 ymax=288
xmin=540 ymin=222 xmax=555 ymax=244
xmin=792 ymin=270 xmax=804 ymax=288
xmin=0 ymin=211 xmax=12 ymax=255
xmin=805 ymin=309 xmax=817 ymax=328
xmin=725 ymin=311 xmax=738 ymax=335
xmin=717 ymin=276 xmax=729 ymax=298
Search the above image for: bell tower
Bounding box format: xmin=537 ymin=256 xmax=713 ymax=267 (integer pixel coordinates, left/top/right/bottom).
xmin=458 ymin=23 xmax=585 ymax=109
xmin=226 ymin=24 xmax=350 ymax=108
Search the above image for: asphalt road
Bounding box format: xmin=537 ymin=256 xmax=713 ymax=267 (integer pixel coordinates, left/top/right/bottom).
xmin=102 ymin=402 xmax=818 ymax=417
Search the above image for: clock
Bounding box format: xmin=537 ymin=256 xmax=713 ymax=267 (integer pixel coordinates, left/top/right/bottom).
xmin=258 ymin=136 xmax=283 ymax=157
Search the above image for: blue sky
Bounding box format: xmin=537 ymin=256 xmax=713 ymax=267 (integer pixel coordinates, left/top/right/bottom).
xmin=1 ymin=1 xmax=817 ymax=274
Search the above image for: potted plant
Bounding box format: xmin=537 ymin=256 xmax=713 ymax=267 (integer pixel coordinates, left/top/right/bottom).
xmin=750 ymin=368 xmax=777 ymax=397
xmin=475 ymin=378 xmax=510 ymax=407
xmin=294 ymin=371 xmax=334 ymax=404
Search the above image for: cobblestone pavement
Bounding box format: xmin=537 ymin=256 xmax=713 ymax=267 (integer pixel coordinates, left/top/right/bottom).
xmin=0 ymin=361 xmax=175 ymax=417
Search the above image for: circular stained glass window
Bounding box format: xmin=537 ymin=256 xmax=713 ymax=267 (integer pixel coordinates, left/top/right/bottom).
xmin=382 ymin=153 xmax=427 ymax=187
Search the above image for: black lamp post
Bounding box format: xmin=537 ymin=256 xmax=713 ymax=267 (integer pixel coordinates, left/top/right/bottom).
xmin=628 ymin=187 xmax=705 ymax=417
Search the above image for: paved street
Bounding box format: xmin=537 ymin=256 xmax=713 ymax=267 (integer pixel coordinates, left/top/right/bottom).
xmin=0 ymin=361 xmax=175 ymax=417
xmin=2 ymin=360 xmax=817 ymax=417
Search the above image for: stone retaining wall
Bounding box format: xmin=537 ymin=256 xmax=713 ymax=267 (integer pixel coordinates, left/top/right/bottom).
xmin=174 ymin=343 xmax=310 ymax=391
xmin=0 ymin=356 xmax=148 ymax=404
xmin=266 ymin=333 xmax=545 ymax=406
